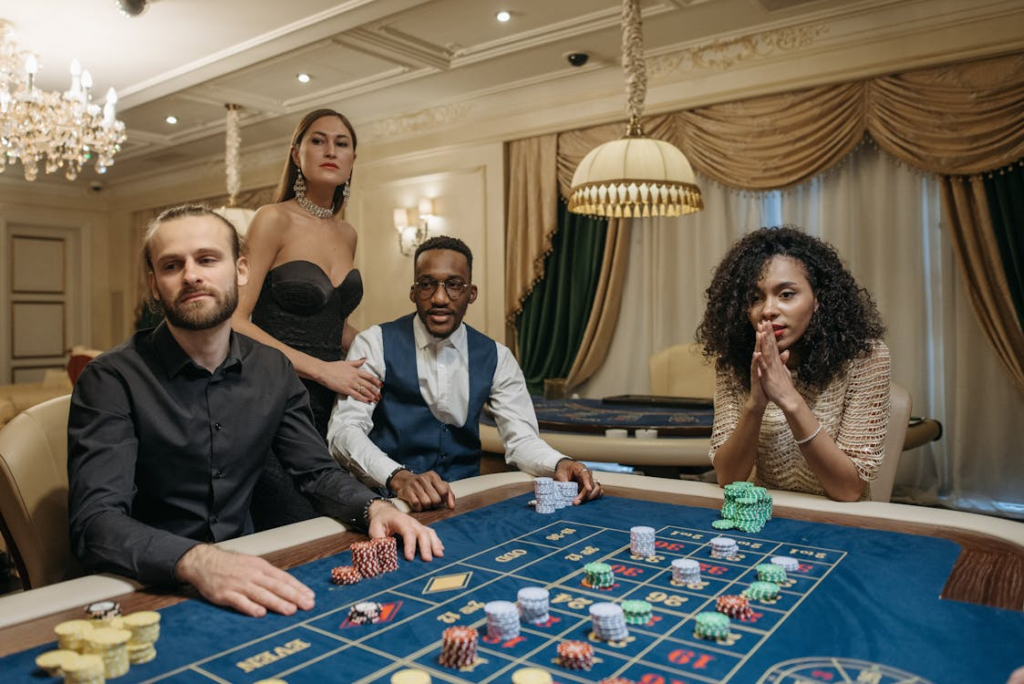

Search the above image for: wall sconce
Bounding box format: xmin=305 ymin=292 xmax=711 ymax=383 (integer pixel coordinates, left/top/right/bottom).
xmin=394 ymin=198 xmax=437 ymax=256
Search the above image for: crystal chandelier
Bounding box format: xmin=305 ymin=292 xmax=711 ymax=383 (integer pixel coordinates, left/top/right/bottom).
xmin=0 ymin=20 xmax=127 ymax=182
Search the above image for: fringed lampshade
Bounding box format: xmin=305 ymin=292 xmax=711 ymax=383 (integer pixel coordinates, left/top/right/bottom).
xmin=568 ymin=0 xmax=703 ymax=218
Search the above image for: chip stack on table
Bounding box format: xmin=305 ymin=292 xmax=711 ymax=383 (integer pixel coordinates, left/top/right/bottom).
xmin=331 ymin=565 xmax=363 ymax=585
xmin=693 ymin=611 xmax=731 ymax=640
xmin=714 ymin=481 xmax=773 ymax=532
xmin=54 ymin=620 xmax=94 ymax=652
xmin=85 ymin=601 xmax=122 ymax=623
xmin=583 ymin=562 xmax=615 ymax=588
xmin=589 ymin=602 xmax=629 ymax=641
xmin=629 ymin=526 xmax=656 ymax=557
xmin=439 ymin=625 xmax=478 ymax=668
xmin=347 ymin=602 xmax=384 ymax=625
xmin=715 ymin=595 xmax=754 ymax=620
xmin=620 ymin=599 xmax=653 ymax=625
xmin=555 ymin=481 xmax=578 ymax=508
xmin=744 ymin=581 xmax=781 ymax=601
xmin=771 ymin=556 xmax=799 ymax=573
xmin=122 ymin=611 xmax=161 ymax=665
xmin=756 ymin=562 xmax=787 ymax=583
xmin=710 ymin=536 xmax=739 ymax=559
xmin=34 ymin=650 xmax=81 ymax=677
xmin=60 ymin=653 xmax=106 ymax=684
xmin=372 ymin=536 xmax=400 ymax=573
xmin=556 ymin=640 xmax=594 ymax=670
xmin=82 ymin=627 xmax=132 ymax=678
xmin=671 ymin=558 xmax=701 ymax=585
xmin=534 ymin=477 xmax=557 ymax=514
xmin=484 ymin=600 xmax=520 ymax=640
xmin=517 ymin=587 xmax=550 ymax=625
xmin=512 ymin=668 xmax=554 ymax=684
xmin=391 ymin=669 xmax=432 ymax=684
xmin=351 ymin=541 xmax=382 ymax=577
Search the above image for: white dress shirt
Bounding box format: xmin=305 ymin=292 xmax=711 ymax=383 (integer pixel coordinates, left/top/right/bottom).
xmin=326 ymin=315 xmax=566 ymax=487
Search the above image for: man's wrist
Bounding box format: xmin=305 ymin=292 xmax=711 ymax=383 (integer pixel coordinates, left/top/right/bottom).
xmin=555 ymin=457 xmax=575 ymax=473
xmin=385 ymin=466 xmax=409 ymax=489
xmin=364 ymin=497 xmax=395 ymax=526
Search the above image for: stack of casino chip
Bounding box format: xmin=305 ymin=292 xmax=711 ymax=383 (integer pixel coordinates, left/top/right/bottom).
xmin=351 ymin=541 xmax=381 ymax=577
xmin=348 ymin=601 xmax=384 ymax=625
xmin=671 ymin=558 xmax=701 ymax=584
xmin=715 ymin=595 xmax=754 ymax=620
xmin=439 ymin=625 xmax=478 ymax=668
xmin=556 ymin=640 xmax=594 ymax=670
xmin=34 ymin=650 xmax=82 ymax=677
xmin=756 ymin=563 xmax=787 ymax=583
xmin=693 ymin=611 xmax=731 ymax=640
xmin=485 ymin=600 xmax=521 ymax=640
xmin=512 ymin=669 xmax=554 ymax=684
xmin=372 ymin=536 xmax=400 ymax=573
xmin=534 ymin=477 xmax=558 ymax=514
xmin=629 ymin=526 xmax=656 ymax=558
xmin=710 ymin=536 xmax=739 ymax=559
xmin=583 ymin=561 xmax=615 ymax=588
xmin=620 ymin=600 xmax=653 ymax=625
xmin=61 ymin=654 xmax=106 ymax=684
xmin=122 ymin=611 xmax=161 ymax=665
xmin=555 ymin=481 xmax=578 ymax=508
xmin=771 ymin=556 xmax=799 ymax=573
xmin=744 ymin=581 xmax=781 ymax=601
xmin=714 ymin=481 xmax=773 ymax=533
xmin=517 ymin=586 xmax=551 ymax=625
xmin=82 ymin=626 xmax=132 ymax=678
xmin=331 ymin=565 xmax=363 ymax=585
xmin=85 ymin=601 xmax=122 ymax=623
xmin=54 ymin=620 xmax=95 ymax=652
xmin=588 ymin=602 xmax=629 ymax=641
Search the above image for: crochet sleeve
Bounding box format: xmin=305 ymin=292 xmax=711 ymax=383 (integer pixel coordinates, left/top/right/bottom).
xmin=834 ymin=341 xmax=892 ymax=482
xmin=709 ymin=370 xmax=745 ymax=463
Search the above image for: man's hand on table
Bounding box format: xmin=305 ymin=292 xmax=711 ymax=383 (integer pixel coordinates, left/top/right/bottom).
xmin=174 ymin=544 xmax=315 ymax=618
xmin=367 ymin=499 xmax=445 ymax=562
xmin=389 ymin=469 xmax=455 ymax=512
xmin=555 ymin=458 xmax=603 ymax=505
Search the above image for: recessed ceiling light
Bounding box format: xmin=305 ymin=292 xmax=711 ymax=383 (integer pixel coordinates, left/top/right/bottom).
xmin=496 ymin=10 xmax=511 ymax=22
xmin=297 ymin=73 xmax=311 ymax=83
xmin=165 ymin=115 xmax=177 ymax=125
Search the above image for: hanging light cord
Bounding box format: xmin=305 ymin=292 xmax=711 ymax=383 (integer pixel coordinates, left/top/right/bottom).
xmin=622 ymin=0 xmax=647 ymax=136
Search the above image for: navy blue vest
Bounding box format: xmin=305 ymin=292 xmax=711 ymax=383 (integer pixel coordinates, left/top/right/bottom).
xmin=369 ymin=313 xmax=498 ymax=486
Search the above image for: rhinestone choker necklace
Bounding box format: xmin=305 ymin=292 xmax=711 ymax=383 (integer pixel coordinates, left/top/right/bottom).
xmin=296 ymin=194 xmax=334 ymax=219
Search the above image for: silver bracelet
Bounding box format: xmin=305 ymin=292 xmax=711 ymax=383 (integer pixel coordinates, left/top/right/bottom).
xmin=794 ymin=423 xmax=823 ymax=445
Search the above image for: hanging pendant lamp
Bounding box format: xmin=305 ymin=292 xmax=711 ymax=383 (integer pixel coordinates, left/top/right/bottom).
xmin=568 ymin=0 xmax=703 ymax=218
xmin=214 ymin=104 xmax=256 ymax=236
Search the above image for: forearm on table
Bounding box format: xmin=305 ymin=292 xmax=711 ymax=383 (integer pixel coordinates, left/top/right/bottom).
xmin=74 ymin=512 xmax=199 ymax=586
xmin=329 ymin=426 xmax=400 ymax=488
xmin=778 ymin=397 xmax=864 ymax=501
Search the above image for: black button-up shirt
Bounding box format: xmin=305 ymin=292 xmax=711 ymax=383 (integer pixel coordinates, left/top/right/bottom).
xmin=68 ymin=323 xmax=378 ymax=585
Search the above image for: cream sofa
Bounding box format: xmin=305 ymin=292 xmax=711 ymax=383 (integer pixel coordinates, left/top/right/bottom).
xmin=0 ymin=371 xmax=73 ymax=430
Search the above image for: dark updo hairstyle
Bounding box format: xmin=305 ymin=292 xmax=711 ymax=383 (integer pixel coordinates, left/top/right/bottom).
xmin=274 ymin=108 xmax=358 ymax=216
xmin=696 ymin=226 xmax=885 ymax=392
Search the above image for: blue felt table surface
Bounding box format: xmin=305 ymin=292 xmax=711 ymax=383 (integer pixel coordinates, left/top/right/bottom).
xmin=2 ymin=494 xmax=1021 ymax=683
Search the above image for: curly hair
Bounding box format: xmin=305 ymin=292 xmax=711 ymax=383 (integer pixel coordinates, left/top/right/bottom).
xmin=414 ymin=235 xmax=473 ymax=278
xmin=696 ymin=226 xmax=885 ymax=392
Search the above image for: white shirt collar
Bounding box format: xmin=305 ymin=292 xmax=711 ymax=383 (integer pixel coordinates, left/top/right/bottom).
xmin=412 ymin=313 xmax=468 ymax=354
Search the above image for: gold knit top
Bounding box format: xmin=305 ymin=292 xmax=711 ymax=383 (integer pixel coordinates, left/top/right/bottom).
xmin=709 ymin=340 xmax=891 ymax=499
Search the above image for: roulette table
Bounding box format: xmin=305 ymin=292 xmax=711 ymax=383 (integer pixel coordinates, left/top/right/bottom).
xmin=0 ymin=473 xmax=1020 ymax=683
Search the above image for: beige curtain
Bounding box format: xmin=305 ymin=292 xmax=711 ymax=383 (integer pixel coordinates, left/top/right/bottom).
xmin=508 ymin=50 xmax=1024 ymax=393
xmin=941 ymin=175 xmax=1024 ymax=395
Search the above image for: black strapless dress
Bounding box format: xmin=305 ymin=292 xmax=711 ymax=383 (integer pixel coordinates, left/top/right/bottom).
xmin=249 ymin=261 xmax=363 ymax=530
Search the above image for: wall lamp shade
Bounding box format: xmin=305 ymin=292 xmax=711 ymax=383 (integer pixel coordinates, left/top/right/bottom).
xmin=568 ymin=136 xmax=703 ymax=218
xmin=394 ymin=201 xmax=437 ymax=256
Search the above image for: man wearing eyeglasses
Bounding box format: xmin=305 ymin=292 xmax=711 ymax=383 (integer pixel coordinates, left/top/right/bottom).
xmin=326 ymin=236 xmax=601 ymax=512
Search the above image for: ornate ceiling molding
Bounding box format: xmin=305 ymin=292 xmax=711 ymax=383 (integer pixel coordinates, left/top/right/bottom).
xmin=648 ymin=24 xmax=829 ymax=76
xmin=366 ymin=102 xmax=476 ymax=142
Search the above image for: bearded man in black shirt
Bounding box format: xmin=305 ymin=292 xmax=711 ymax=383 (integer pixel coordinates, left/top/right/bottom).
xmin=68 ymin=204 xmax=442 ymax=618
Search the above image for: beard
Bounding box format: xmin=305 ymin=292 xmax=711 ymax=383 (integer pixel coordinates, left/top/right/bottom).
xmin=161 ymin=284 xmax=238 ymax=331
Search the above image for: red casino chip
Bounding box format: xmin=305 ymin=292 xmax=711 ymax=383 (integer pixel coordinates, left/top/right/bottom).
xmin=557 ymin=640 xmax=594 ymax=670
xmin=371 ymin=536 xmax=399 ymax=573
xmin=330 ymin=566 xmax=363 ymax=585
xmin=716 ymin=594 xmax=754 ymax=620
xmin=440 ymin=625 xmax=478 ymax=668
xmin=351 ymin=541 xmax=382 ymax=577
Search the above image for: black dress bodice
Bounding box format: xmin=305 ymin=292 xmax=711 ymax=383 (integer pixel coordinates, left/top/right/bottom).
xmin=251 ymin=261 xmax=363 ymax=436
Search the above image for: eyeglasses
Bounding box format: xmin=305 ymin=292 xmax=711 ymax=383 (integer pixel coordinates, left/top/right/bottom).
xmin=412 ymin=277 xmax=469 ymax=300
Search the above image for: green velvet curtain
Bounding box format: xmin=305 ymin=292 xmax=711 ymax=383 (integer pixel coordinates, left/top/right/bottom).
xmin=517 ymin=203 xmax=608 ymax=394
xmin=983 ymin=161 xmax=1024 ymax=329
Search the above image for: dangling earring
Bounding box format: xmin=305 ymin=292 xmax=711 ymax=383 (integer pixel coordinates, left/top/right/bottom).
xmin=342 ymin=180 xmax=351 ymax=204
xmin=293 ymin=167 xmax=335 ymax=219
xmin=293 ymin=168 xmax=307 ymax=199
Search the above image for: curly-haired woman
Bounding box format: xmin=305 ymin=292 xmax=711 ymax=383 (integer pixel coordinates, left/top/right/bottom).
xmin=696 ymin=227 xmax=890 ymax=501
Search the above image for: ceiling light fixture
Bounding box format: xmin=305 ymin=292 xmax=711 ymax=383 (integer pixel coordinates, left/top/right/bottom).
xmin=0 ymin=20 xmax=127 ymax=182
xmin=496 ymin=11 xmax=511 ymax=22
xmin=297 ymin=73 xmax=311 ymax=83
xmin=165 ymin=115 xmax=177 ymax=124
xmin=568 ymin=0 xmax=703 ymax=218
xmin=115 ymin=0 xmax=149 ymax=18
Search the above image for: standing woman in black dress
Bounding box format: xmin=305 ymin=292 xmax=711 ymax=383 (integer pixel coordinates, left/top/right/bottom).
xmin=232 ymin=109 xmax=382 ymax=529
